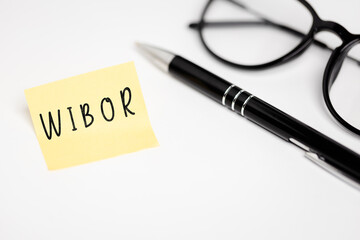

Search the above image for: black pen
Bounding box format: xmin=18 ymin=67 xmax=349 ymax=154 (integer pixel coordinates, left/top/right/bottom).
xmin=136 ymin=42 xmax=360 ymax=189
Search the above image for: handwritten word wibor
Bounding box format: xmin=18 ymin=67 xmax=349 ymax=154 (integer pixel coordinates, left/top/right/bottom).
xmin=39 ymin=87 xmax=135 ymax=140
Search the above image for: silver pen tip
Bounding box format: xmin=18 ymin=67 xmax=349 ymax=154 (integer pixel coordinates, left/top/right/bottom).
xmin=135 ymin=42 xmax=176 ymax=72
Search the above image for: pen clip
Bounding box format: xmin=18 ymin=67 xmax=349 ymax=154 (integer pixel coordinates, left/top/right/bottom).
xmin=305 ymin=151 xmax=360 ymax=191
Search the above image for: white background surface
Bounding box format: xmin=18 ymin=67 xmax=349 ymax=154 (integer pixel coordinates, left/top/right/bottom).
xmin=1 ymin=0 xmax=360 ymax=239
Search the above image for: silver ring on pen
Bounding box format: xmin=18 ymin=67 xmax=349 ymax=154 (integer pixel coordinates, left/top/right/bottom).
xmin=231 ymin=90 xmax=244 ymax=111
xmin=222 ymin=85 xmax=235 ymax=106
xmin=241 ymin=95 xmax=254 ymax=116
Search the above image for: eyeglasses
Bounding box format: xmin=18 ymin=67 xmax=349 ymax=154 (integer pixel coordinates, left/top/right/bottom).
xmin=189 ymin=0 xmax=360 ymax=136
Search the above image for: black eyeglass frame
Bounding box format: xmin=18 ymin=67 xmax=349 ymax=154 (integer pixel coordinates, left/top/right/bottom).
xmin=192 ymin=0 xmax=360 ymax=136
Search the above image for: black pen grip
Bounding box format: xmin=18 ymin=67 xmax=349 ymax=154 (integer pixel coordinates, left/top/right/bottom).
xmin=169 ymin=56 xmax=232 ymax=103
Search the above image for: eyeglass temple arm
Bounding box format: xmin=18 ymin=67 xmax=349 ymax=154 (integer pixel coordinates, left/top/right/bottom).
xmin=189 ymin=21 xmax=360 ymax=66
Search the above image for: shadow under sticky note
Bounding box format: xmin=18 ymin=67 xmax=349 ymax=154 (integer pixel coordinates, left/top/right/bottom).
xmin=24 ymin=62 xmax=159 ymax=170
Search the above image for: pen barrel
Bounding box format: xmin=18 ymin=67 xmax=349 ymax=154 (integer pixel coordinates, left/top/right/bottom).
xmin=169 ymin=56 xmax=233 ymax=104
xmin=243 ymin=96 xmax=360 ymax=182
xmin=169 ymin=55 xmax=360 ymax=183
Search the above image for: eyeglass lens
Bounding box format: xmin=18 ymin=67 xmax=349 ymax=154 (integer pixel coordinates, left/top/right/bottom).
xmin=201 ymin=0 xmax=313 ymax=65
xmin=329 ymin=43 xmax=360 ymax=131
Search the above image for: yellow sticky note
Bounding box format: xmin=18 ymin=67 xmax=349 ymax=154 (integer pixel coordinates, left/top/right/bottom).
xmin=25 ymin=62 xmax=158 ymax=170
